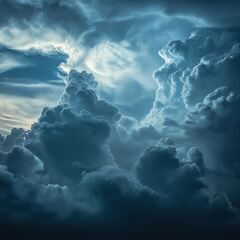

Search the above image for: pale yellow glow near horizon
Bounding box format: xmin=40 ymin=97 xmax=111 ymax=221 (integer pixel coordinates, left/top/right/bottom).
xmin=0 ymin=90 xmax=62 ymax=135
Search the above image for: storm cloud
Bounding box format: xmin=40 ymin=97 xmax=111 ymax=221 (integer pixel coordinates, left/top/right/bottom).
xmin=0 ymin=1 xmax=240 ymax=239
xmin=0 ymin=66 xmax=239 ymax=239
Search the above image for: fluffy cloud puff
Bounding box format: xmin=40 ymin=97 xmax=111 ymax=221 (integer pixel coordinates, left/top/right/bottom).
xmin=0 ymin=127 xmax=26 ymax=153
xmin=27 ymin=106 xmax=115 ymax=184
xmin=60 ymin=70 xmax=120 ymax=123
xmin=152 ymin=28 xmax=240 ymax=109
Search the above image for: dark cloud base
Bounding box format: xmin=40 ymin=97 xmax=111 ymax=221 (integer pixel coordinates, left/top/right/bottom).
xmin=1 ymin=223 xmax=240 ymax=240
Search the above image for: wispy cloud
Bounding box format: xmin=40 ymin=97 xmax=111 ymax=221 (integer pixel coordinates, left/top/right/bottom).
xmin=0 ymin=52 xmax=32 ymax=73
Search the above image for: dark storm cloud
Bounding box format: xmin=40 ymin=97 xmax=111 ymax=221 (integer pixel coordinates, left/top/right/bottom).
xmin=0 ymin=127 xmax=25 ymax=152
xmin=187 ymin=147 xmax=205 ymax=170
xmin=135 ymin=144 xmax=206 ymax=200
xmin=0 ymin=68 xmax=239 ymax=239
xmin=60 ymin=70 xmax=120 ymax=123
xmin=6 ymin=146 xmax=43 ymax=177
xmin=27 ymin=106 xmax=115 ymax=183
xmin=0 ymin=1 xmax=240 ymax=238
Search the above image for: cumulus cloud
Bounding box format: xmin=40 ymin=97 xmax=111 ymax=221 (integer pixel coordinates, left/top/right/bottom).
xmin=152 ymin=28 xmax=240 ymax=107
xmin=143 ymin=27 xmax=240 ymax=214
xmin=0 ymin=67 xmax=239 ymax=238
xmin=60 ymin=69 xmax=121 ymax=123
xmin=0 ymin=127 xmax=26 ymax=152
xmin=27 ymin=106 xmax=115 ymax=184
xmin=146 ymin=28 xmax=240 ymax=132
xmin=135 ymin=143 xmax=206 ymax=200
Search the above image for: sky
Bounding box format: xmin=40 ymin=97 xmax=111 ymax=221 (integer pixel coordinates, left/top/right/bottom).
xmin=0 ymin=0 xmax=240 ymax=239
